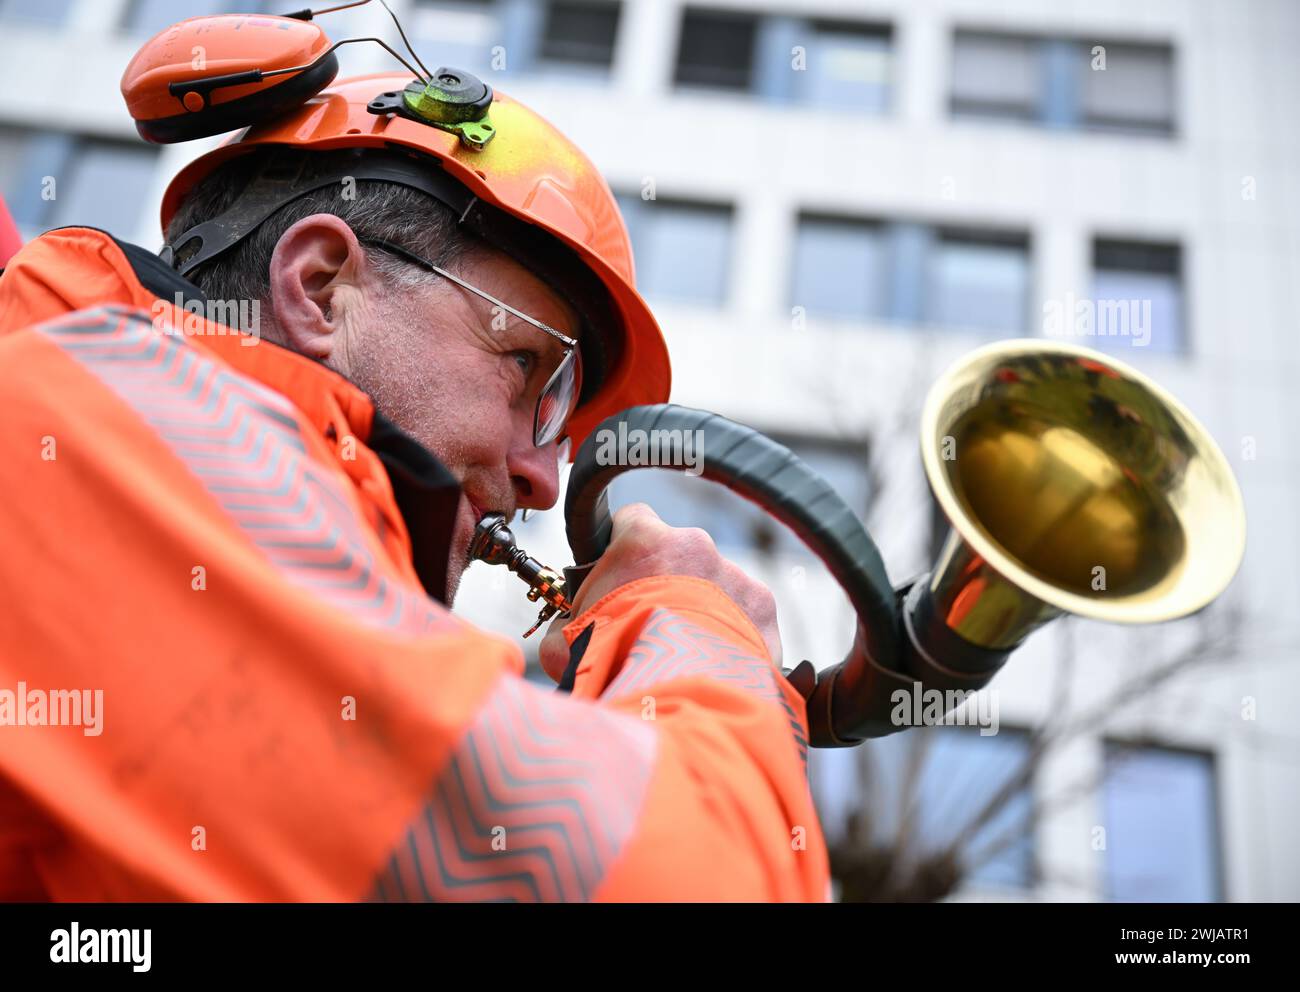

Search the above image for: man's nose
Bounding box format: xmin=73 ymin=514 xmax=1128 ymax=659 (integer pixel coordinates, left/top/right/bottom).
xmin=508 ymin=430 xmax=562 ymax=511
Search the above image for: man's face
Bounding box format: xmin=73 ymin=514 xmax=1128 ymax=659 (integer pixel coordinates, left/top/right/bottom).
xmin=357 ymin=246 xmax=579 ymax=601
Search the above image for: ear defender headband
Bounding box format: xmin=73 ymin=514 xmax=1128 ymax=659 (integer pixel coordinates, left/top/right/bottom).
xmin=160 ymin=150 xmax=477 ymax=277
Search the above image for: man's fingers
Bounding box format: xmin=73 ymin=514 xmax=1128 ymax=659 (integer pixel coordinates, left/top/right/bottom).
xmin=608 ymin=501 xmax=662 ymax=538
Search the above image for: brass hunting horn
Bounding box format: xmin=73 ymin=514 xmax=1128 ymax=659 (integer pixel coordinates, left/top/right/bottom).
xmin=474 ymin=341 xmax=1246 ymax=747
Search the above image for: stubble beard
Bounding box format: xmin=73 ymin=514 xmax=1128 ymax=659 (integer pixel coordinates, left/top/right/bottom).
xmin=339 ymin=301 xmax=476 ymax=608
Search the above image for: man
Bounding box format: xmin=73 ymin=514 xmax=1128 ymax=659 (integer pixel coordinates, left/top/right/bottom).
xmin=0 ymin=68 xmax=827 ymax=901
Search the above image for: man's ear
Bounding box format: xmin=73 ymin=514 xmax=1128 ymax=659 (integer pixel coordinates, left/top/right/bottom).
xmin=267 ymin=213 xmax=369 ymax=364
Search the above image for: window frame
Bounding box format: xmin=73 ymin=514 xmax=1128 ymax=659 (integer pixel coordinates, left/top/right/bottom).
xmin=672 ymin=6 xmax=761 ymax=93
xmin=1090 ymin=235 xmax=1187 ymax=356
xmin=617 ymin=191 xmax=736 ymax=307
xmin=790 ymin=212 xmax=1032 ymax=336
xmin=1101 ymin=739 xmax=1224 ymax=902
xmin=949 ymin=27 xmax=1177 ymax=137
xmin=536 ymin=0 xmax=624 ymax=73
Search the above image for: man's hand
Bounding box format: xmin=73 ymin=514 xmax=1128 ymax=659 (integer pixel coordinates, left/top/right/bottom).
xmin=538 ymin=503 xmax=782 ymax=681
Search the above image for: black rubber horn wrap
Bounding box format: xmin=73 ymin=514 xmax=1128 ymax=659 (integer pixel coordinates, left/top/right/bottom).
xmin=562 ymin=404 xmax=923 ymax=747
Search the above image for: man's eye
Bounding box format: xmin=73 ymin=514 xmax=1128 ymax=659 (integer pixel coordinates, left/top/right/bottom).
xmin=509 ymin=351 xmax=536 ymax=379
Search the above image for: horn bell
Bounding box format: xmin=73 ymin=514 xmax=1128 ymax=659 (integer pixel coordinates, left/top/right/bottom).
xmin=919 ymin=340 xmax=1246 ymax=650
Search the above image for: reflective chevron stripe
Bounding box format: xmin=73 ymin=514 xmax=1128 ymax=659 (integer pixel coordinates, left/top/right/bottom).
xmin=39 ymin=305 xmax=454 ymax=636
xmin=370 ymin=675 xmax=656 ymax=902
xmin=605 ymin=609 xmax=809 ymax=769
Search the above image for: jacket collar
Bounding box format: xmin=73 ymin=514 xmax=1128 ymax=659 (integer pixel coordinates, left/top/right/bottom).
xmin=0 ymin=227 xmax=462 ymax=603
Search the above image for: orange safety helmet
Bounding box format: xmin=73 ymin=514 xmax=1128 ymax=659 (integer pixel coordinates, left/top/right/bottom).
xmin=122 ymin=12 xmax=670 ymax=452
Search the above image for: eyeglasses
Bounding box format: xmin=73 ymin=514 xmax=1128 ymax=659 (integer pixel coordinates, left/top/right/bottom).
xmin=363 ymin=237 xmax=582 ymax=448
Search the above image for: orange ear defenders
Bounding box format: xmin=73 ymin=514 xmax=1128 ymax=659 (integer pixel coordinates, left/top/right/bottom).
xmin=123 ymin=12 xmax=342 ymax=144
xmin=121 ymin=0 xmax=493 ymax=149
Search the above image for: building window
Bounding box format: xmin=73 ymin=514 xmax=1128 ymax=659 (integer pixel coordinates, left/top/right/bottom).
xmin=674 ymin=8 xmax=759 ymax=91
xmin=411 ymin=0 xmax=500 ymax=79
xmin=617 ymin=194 xmax=733 ymax=306
xmin=791 ymin=216 xmax=889 ymax=321
xmin=122 ymin=0 xmax=248 ymax=37
xmin=791 ymin=215 xmax=1030 ymax=335
xmin=675 ymin=8 xmax=893 ymax=112
xmin=411 ymin=1 xmax=620 ymax=80
xmin=538 ymin=0 xmax=621 ymax=72
xmin=816 ymin=726 xmax=1035 ymax=894
xmin=1103 ymin=744 xmax=1220 ymax=901
xmin=1090 ymin=239 xmax=1184 ymax=354
xmin=950 ymin=31 xmax=1040 ymax=121
xmin=925 ymin=228 xmax=1031 ymax=334
xmin=1081 ymin=42 xmax=1176 ymax=135
xmin=951 ymin=30 xmax=1175 ymax=136
xmin=606 ymin=436 xmax=872 ymax=558
xmin=0 ymin=0 xmax=76 ymax=25
xmin=0 ymin=127 xmax=160 ymax=240
xmin=793 ymin=20 xmax=892 ymax=112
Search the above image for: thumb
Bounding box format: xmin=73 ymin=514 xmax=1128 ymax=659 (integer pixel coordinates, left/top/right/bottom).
xmin=538 ymin=615 xmax=575 ymax=683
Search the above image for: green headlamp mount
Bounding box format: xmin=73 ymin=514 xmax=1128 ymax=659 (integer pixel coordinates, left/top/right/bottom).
xmin=367 ymin=68 xmax=496 ymax=150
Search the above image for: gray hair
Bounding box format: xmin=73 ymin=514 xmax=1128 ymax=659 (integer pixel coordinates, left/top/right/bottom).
xmin=166 ymin=147 xmax=620 ymax=405
xmin=164 ymin=148 xmax=481 ymax=313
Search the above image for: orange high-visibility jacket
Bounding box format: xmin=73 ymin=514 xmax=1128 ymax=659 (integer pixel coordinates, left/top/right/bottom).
xmin=0 ymin=228 xmax=829 ymax=902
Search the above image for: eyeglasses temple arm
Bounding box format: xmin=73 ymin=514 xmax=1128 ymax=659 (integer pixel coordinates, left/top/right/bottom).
xmin=366 ymin=238 xmax=578 ymax=348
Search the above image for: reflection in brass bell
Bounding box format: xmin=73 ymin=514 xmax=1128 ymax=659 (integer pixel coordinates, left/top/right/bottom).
xmin=919 ymin=341 xmax=1246 ymax=650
